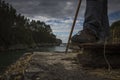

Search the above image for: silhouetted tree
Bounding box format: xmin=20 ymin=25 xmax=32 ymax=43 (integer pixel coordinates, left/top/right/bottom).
xmin=0 ymin=0 xmax=62 ymax=49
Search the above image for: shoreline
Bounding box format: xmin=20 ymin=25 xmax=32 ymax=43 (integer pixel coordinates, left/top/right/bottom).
xmin=0 ymin=43 xmax=62 ymax=52
xmin=1 ymin=52 xmax=120 ymax=80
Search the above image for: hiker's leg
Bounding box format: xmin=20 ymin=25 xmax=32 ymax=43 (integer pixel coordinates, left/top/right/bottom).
xmin=101 ymin=0 xmax=110 ymax=40
xmin=71 ymin=0 xmax=109 ymax=43
xmin=83 ymin=0 xmax=109 ymax=40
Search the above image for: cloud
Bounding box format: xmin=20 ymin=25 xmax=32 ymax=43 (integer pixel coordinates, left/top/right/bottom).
xmin=5 ymin=0 xmax=120 ymax=18
xmin=5 ymin=0 xmax=120 ymax=43
xmin=109 ymin=10 xmax=120 ymax=24
xmin=5 ymin=0 xmax=78 ymax=18
xmin=108 ymin=0 xmax=120 ymax=13
xmin=28 ymin=15 xmax=83 ymax=43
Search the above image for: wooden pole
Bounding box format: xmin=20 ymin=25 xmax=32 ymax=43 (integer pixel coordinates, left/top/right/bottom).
xmin=65 ymin=0 xmax=82 ymax=53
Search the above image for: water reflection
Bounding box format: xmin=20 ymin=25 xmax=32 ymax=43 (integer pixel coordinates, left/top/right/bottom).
xmin=34 ymin=46 xmax=72 ymax=52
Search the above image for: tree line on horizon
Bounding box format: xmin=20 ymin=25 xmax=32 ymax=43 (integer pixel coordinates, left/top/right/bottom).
xmin=0 ymin=0 xmax=62 ymax=49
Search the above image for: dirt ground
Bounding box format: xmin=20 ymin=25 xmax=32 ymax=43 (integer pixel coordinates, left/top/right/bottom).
xmin=1 ymin=52 xmax=120 ymax=80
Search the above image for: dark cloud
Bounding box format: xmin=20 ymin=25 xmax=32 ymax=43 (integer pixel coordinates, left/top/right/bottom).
xmin=5 ymin=0 xmax=77 ymax=18
xmin=108 ymin=0 xmax=120 ymax=13
xmin=4 ymin=0 xmax=120 ymax=18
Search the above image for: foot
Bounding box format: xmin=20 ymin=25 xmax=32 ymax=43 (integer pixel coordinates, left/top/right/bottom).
xmin=71 ymin=29 xmax=98 ymax=44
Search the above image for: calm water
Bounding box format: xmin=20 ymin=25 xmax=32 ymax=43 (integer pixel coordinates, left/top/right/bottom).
xmin=0 ymin=45 xmax=71 ymax=74
xmin=35 ymin=46 xmax=72 ymax=52
xmin=0 ymin=50 xmax=26 ymax=74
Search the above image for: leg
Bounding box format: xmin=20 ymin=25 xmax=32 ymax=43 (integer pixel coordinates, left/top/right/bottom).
xmin=83 ymin=0 xmax=109 ymax=40
xmin=101 ymin=0 xmax=110 ymax=40
xmin=71 ymin=0 xmax=109 ymax=43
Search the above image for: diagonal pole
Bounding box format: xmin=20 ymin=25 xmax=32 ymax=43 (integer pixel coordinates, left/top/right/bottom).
xmin=65 ymin=0 xmax=82 ymax=53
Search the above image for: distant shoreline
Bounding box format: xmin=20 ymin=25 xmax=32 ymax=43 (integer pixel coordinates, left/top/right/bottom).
xmin=0 ymin=43 xmax=62 ymax=52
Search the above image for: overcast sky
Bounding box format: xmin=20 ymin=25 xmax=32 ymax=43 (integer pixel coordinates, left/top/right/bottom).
xmin=5 ymin=0 xmax=120 ymax=43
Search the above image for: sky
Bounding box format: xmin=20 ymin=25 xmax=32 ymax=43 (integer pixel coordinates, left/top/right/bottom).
xmin=5 ymin=0 xmax=120 ymax=43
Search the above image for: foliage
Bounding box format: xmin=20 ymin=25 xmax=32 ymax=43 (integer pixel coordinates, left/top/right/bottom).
xmin=111 ymin=20 xmax=120 ymax=30
xmin=0 ymin=0 xmax=62 ymax=49
xmin=110 ymin=20 xmax=120 ymax=43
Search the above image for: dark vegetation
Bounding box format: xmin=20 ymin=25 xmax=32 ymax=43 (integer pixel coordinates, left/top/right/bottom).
xmin=0 ymin=0 xmax=62 ymax=50
xmin=110 ymin=20 xmax=120 ymax=43
xmin=111 ymin=20 xmax=120 ymax=31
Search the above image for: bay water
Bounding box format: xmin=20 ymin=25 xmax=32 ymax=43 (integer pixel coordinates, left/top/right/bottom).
xmin=0 ymin=45 xmax=72 ymax=74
